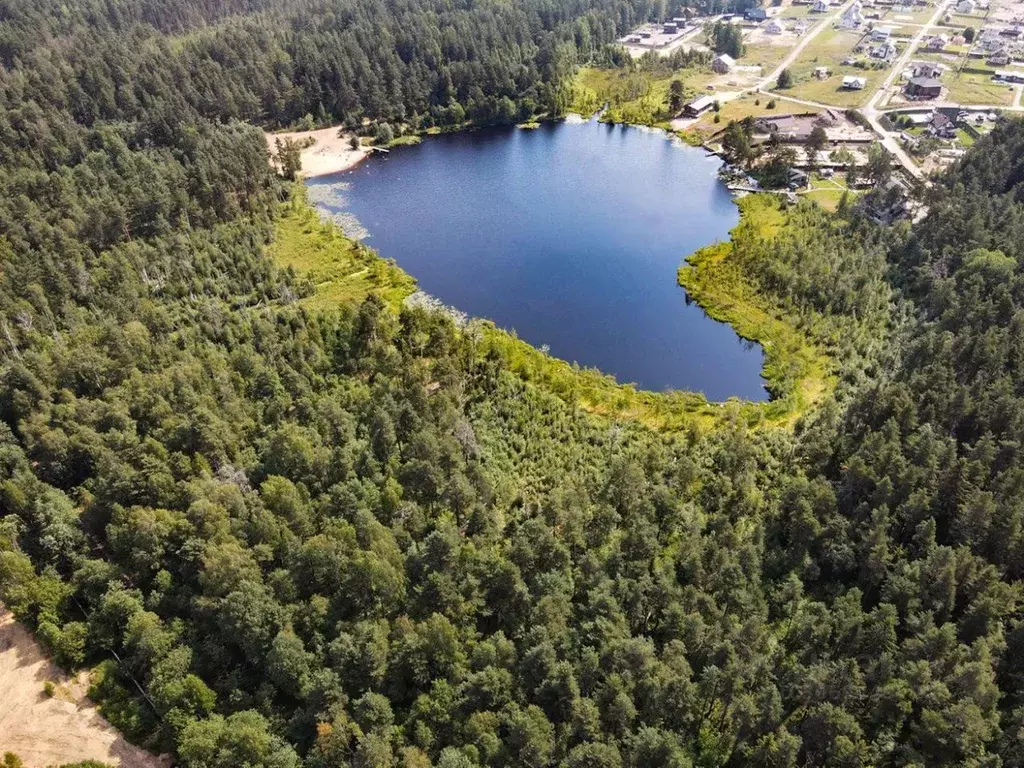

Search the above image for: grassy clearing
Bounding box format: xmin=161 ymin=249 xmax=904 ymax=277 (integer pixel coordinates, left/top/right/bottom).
xmin=784 ymin=69 xmax=885 ymax=106
xmin=944 ymin=71 xmax=1016 ymax=104
xmin=386 ymin=134 xmax=423 ymax=147
xmin=779 ymin=4 xmax=819 ymax=19
xmin=270 ymin=192 xmax=416 ymax=312
xmin=889 ymin=7 xmax=943 ymax=23
xmin=803 ymin=175 xmax=855 ymax=211
xmin=776 ymin=27 xmax=886 ymax=106
xmin=738 ymin=42 xmax=794 ymax=72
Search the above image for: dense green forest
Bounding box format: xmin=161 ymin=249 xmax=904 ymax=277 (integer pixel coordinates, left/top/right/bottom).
xmin=1 ymin=0 xmax=663 ymax=130
xmin=3 ymin=0 xmax=1024 ymax=765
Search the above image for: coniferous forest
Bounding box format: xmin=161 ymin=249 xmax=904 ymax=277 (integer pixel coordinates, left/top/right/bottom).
xmin=3 ymin=0 xmax=1024 ymax=766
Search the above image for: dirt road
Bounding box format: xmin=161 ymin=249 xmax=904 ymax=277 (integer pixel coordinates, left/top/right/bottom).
xmin=758 ymin=0 xmax=858 ymax=90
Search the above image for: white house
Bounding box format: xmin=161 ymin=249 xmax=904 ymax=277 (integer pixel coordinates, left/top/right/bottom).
xmin=795 ymin=19 xmax=809 ymax=34
xmin=926 ymin=33 xmax=950 ymax=50
xmin=871 ymin=41 xmax=899 ymax=59
xmin=872 ymin=25 xmax=894 ymax=40
xmin=957 ymin=0 xmax=976 ymax=13
xmin=712 ymin=53 xmax=736 ymax=73
xmin=842 ymin=75 xmax=867 ymax=88
xmin=765 ymin=18 xmax=786 ymax=33
xmin=814 ymin=65 xmax=831 ymax=79
xmin=839 ymin=2 xmax=864 ymax=29
xmin=812 ymin=0 xmax=829 ymax=11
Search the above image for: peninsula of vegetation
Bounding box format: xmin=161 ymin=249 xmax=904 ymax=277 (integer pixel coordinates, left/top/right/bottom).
xmin=4 ymin=0 xmax=1024 ymax=767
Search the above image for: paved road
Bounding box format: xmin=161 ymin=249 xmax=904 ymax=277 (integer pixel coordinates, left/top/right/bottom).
xmin=859 ymin=0 xmax=952 ymax=179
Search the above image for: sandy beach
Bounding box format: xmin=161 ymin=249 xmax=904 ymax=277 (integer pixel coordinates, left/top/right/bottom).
xmin=265 ymin=126 xmax=370 ymax=178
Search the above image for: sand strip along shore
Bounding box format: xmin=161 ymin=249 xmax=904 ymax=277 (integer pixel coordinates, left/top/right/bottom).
xmin=265 ymin=126 xmax=371 ymax=178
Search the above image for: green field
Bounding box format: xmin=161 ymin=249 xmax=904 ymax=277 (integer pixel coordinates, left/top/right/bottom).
xmin=739 ymin=41 xmax=796 ymax=72
xmin=772 ymin=27 xmax=891 ymax=107
xmin=944 ymin=71 xmax=1016 ymax=104
xmin=568 ymin=66 xmax=719 ymax=125
xmin=803 ymin=174 xmax=856 ymax=211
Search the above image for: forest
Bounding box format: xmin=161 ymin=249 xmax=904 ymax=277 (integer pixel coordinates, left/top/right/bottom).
xmin=3 ymin=0 xmax=1024 ymax=765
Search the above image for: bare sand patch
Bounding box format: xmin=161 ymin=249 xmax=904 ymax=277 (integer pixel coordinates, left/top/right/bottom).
xmin=0 ymin=608 xmax=166 ymax=768
xmin=266 ymin=126 xmax=370 ymax=178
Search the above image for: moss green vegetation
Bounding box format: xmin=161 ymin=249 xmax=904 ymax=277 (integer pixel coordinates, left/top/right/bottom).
xmin=569 ymin=61 xmax=712 ymax=127
xmin=269 ymin=193 xmax=416 ymax=312
xmin=678 ymin=196 xmax=833 ymax=426
xmin=386 ymin=134 xmax=423 ymax=147
xmin=569 ymin=67 xmax=677 ymax=125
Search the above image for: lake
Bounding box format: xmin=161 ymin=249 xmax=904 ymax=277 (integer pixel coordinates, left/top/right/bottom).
xmin=307 ymin=118 xmax=767 ymax=401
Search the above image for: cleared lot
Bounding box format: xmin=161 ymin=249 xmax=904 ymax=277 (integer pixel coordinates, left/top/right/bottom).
xmin=0 ymin=609 xmax=165 ymax=768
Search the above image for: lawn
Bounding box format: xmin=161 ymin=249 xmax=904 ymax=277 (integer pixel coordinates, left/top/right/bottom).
xmin=888 ymin=7 xmax=944 ymax=24
xmin=739 ymin=41 xmax=796 ymax=72
xmin=803 ymin=174 xmax=856 ymax=211
xmin=779 ymin=4 xmax=819 ymax=18
xmin=956 ymin=127 xmax=977 ymax=146
xmin=943 ymin=71 xmax=1016 ymax=104
xmin=784 ymin=68 xmax=885 ymax=106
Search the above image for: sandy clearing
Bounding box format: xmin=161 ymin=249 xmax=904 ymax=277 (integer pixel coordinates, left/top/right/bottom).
xmin=0 ymin=608 xmax=166 ymax=768
xmin=266 ymin=126 xmax=370 ymax=178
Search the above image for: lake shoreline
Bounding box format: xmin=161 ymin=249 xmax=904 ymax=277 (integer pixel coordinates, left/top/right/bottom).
xmin=265 ymin=126 xmax=371 ymax=178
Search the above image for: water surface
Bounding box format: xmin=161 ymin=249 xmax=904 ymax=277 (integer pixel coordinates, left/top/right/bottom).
xmin=309 ymin=119 xmax=766 ymax=401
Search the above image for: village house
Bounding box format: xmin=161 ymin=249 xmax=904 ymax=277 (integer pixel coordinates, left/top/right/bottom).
xmin=926 ymin=33 xmax=950 ymax=50
xmin=977 ymin=27 xmax=1007 ymax=51
xmin=912 ymin=61 xmax=943 ymax=78
xmin=712 ymin=53 xmax=736 ymax=73
xmin=906 ymin=76 xmax=942 ymax=99
xmin=994 ymin=69 xmax=1024 ymax=83
xmin=814 ymin=65 xmax=831 ymax=79
xmin=745 ymin=7 xmax=768 ymax=21
xmin=927 ymin=111 xmax=957 ymax=138
xmin=812 ymin=0 xmax=830 ymax=10
xmin=843 ymin=74 xmax=868 ymax=88
xmin=683 ymin=95 xmax=715 ymax=117
xmin=957 ymin=0 xmax=976 ymax=12
xmin=872 ymin=41 xmax=899 ymax=59
xmin=840 ymin=1 xmax=864 ymax=28
xmin=765 ymin=18 xmax=786 ymax=33
xmin=988 ymin=48 xmax=1012 ymax=65
xmin=872 ymin=25 xmax=894 ymax=40
xmin=795 ymin=19 xmax=809 ymax=34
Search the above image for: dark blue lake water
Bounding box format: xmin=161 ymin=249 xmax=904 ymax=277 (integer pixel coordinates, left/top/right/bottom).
xmin=308 ymin=118 xmax=767 ymax=401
